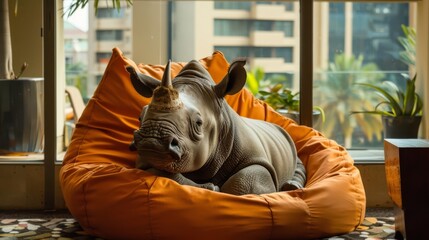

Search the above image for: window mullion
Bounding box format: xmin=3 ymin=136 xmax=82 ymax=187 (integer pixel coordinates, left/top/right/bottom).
xmin=299 ymin=0 xmax=314 ymax=127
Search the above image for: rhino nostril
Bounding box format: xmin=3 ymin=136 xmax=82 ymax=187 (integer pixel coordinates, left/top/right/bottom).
xmin=170 ymin=137 xmax=179 ymax=147
xmin=168 ymin=137 xmax=181 ymax=160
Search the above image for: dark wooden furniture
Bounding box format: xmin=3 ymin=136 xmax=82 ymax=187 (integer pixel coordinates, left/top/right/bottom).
xmin=384 ymin=139 xmax=429 ymax=239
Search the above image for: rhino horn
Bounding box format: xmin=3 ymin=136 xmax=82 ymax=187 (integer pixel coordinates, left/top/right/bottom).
xmin=161 ymin=59 xmax=172 ymax=87
xmin=149 ymin=60 xmax=183 ymax=111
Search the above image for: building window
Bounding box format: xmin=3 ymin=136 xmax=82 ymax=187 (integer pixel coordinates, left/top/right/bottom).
xmin=96 ymin=52 xmax=112 ymax=63
xmin=282 ymin=2 xmax=294 ymax=11
xmin=273 ymin=21 xmax=294 ymax=37
xmin=96 ymin=30 xmax=123 ymax=41
xmin=254 ymin=20 xmax=294 ymax=37
xmin=96 ymin=8 xmax=125 ymax=18
xmin=256 ymin=1 xmax=294 ymax=11
xmin=214 ymin=19 xmax=250 ymax=37
xmin=214 ymin=46 xmax=250 ymax=62
xmin=95 ymin=75 xmax=103 ymax=85
xmin=275 ymin=47 xmax=293 ymax=62
xmin=253 ymin=20 xmax=272 ymax=31
xmin=214 ymin=2 xmax=251 ymax=10
xmin=254 ymin=47 xmax=271 ymax=58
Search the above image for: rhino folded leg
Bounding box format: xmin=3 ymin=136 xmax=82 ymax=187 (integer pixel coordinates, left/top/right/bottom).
xmin=282 ymin=157 xmax=306 ymax=191
xmin=221 ymin=165 xmax=276 ymax=195
xmin=145 ymin=168 xmax=220 ymax=191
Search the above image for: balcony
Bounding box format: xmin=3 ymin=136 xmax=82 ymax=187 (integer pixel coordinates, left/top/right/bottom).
xmin=93 ymin=18 xmax=132 ymax=29
xmin=250 ymin=31 xmax=296 ymax=47
xmin=250 ymin=4 xmax=298 ymax=21
xmin=213 ymin=36 xmax=250 ymax=46
xmin=250 ymin=57 xmax=297 ymax=73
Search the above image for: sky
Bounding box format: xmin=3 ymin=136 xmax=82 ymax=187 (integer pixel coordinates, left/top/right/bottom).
xmin=63 ymin=0 xmax=89 ymax=32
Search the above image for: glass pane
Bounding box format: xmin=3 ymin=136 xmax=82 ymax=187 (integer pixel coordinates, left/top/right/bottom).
xmin=172 ymin=1 xmax=300 ymax=108
xmin=313 ymin=2 xmax=414 ymax=149
xmin=0 ymin=1 xmax=44 ymax=160
xmin=62 ymin=0 xmax=301 ymax=151
xmin=62 ymin=0 xmax=420 ymax=154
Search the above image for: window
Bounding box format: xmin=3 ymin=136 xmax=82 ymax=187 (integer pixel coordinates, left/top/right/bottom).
xmin=214 ymin=2 xmax=251 ymax=10
xmin=96 ymin=52 xmax=112 ymax=63
xmin=314 ymin=2 xmax=411 ymax=149
xmin=273 ymin=21 xmax=294 ymax=37
xmin=96 ymin=30 xmax=123 ymax=41
xmin=61 ymin=0 xmax=423 ymax=154
xmin=96 ymin=8 xmax=125 ymax=18
xmin=214 ymin=46 xmax=250 ymax=62
xmin=254 ymin=47 xmax=271 ymax=58
xmin=2 ymin=1 xmax=422 ymax=209
xmin=214 ymin=19 xmax=250 ymax=36
xmin=254 ymin=20 xmax=272 ymax=31
xmin=275 ymin=47 xmax=293 ymax=62
xmin=253 ymin=20 xmax=294 ymax=37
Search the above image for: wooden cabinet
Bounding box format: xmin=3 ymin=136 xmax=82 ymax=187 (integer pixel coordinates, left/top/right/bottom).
xmin=384 ymin=139 xmax=429 ymax=239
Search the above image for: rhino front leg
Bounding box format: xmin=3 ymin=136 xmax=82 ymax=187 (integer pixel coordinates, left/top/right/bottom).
xmin=221 ymin=165 xmax=276 ymax=195
xmin=145 ymin=168 xmax=220 ymax=192
xmin=282 ymin=157 xmax=306 ymax=191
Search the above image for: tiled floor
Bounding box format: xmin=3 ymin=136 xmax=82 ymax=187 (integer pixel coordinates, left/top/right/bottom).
xmin=0 ymin=208 xmax=397 ymax=240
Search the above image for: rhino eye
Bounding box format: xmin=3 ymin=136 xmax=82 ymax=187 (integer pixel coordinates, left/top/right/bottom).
xmin=190 ymin=115 xmax=203 ymax=142
xmin=196 ymin=118 xmax=203 ymax=127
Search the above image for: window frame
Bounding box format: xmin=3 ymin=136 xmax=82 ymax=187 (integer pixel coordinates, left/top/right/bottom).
xmin=40 ymin=0 xmax=426 ymax=210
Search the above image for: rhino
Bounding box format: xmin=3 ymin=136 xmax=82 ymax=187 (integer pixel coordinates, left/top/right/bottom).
xmin=127 ymin=58 xmax=306 ymax=195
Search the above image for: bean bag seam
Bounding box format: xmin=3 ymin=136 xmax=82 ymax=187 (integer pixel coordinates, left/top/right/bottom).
xmin=299 ymin=190 xmax=313 ymax=236
xmin=335 ymin=139 xmax=366 ymax=228
xmin=351 ymin=165 xmax=366 ymax=229
xmin=72 ymin=111 xmax=94 ymax=164
xmin=80 ymin=166 xmax=95 ymax=232
xmin=71 ymin=47 xmax=120 ymax=164
xmin=335 ymin=139 xmax=366 ymax=229
xmin=145 ymin=175 xmax=159 ymax=240
xmin=70 ymin=51 xmax=116 ymax=164
xmin=261 ymin=196 xmax=274 ymax=239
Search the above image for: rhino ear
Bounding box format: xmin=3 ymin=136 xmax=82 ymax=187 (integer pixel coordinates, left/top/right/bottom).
xmin=126 ymin=66 xmax=160 ymax=98
xmin=214 ymin=58 xmax=247 ymax=98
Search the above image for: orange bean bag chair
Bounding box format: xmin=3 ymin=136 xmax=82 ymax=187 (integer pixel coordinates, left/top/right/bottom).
xmin=60 ymin=47 xmax=366 ymax=240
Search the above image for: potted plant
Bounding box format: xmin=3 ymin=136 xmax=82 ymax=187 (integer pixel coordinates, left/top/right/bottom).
xmin=0 ymin=1 xmax=44 ymax=154
xmin=351 ymin=75 xmax=423 ymax=138
xmin=351 ymin=25 xmax=422 ymax=138
xmin=258 ymin=83 xmax=325 ymax=128
xmin=246 ymin=66 xmax=324 ymax=128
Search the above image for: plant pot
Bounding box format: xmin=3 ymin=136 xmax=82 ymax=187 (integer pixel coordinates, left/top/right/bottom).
xmin=382 ymin=115 xmax=422 ymax=139
xmin=277 ymin=109 xmax=322 ymax=129
xmin=0 ymin=78 xmax=44 ymax=153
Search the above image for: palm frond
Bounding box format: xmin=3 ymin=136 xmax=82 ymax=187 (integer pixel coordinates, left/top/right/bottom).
xmin=64 ymin=0 xmax=133 ymax=17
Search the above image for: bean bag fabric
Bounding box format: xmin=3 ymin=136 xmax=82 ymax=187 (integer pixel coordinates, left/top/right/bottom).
xmin=60 ymin=47 xmax=366 ymax=240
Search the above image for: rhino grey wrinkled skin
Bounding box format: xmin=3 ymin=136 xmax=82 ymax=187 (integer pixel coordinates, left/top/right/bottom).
xmin=127 ymin=59 xmax=306 ymax=195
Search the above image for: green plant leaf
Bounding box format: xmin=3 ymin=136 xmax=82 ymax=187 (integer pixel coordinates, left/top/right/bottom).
xmin=403 ymin=75 xmax=417 ymax=115
xmin=398 ymin=24 xmax=416 ymax=66
xmin=65 ymin=0 xmax=133 ymax=17
xmin=415 ymin=92 xmax=423 ymax=115
xmin=246 ymin=72 xmax=259 ymax=95
xmin=356 ymin=82 xmax=403 ymax=116
xmin=94 ymin=0 xmax=99 ymax=15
